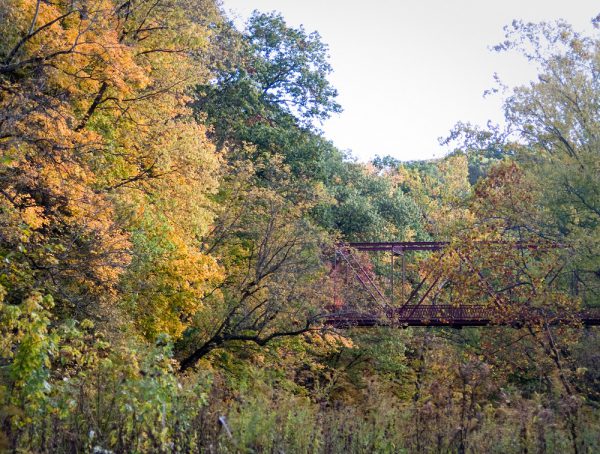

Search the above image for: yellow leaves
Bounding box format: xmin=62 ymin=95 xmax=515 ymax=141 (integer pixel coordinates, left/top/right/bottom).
xmin=394 ymin=155 xmax=473 ymax=237
xmin=3 ymin=0 xmax=218 ymax=137
xmin=323 ymin=332 xmax=354 ymax=349
xmin=122 ymin=207 xmax=224 ymax=340
xmin=111 ymin=122 xmax=222 ymax=340
xmin=12 ymin=0 xmax=149 ymax=99
xmin=0 ymin=0 xmax=228 ymax=329
xmin=20 ymin=206 xmax=45 ymax=230
xmin=304 ymin=331 xmax=354 ymax=352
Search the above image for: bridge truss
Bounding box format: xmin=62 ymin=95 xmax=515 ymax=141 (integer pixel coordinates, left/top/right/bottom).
xmin=326 ymin=241 xmax=600 ymax=328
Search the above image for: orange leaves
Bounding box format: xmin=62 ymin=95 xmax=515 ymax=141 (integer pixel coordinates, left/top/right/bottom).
xmin=0 ymin=0 xmax=226 ymax=327
xmin=4 ymin=0 xmax=149 ymax=97
xmin=473 ymin=162 xmax=534 ymax=219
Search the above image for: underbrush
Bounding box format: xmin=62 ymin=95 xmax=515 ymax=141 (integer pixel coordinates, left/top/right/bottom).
xmin=1 ymin=292 xmax=598 ymax=453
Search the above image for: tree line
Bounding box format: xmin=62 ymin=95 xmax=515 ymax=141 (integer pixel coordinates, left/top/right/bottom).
xmin=1 ymin=1 xmax=599 ymax=451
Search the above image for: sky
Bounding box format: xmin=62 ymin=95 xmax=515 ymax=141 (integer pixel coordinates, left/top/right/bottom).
xmin=221 ymin=0 xmax=599 ymax=162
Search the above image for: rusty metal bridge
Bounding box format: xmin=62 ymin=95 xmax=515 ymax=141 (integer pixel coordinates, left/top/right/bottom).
xmin=325 ymin=241 xmax=600 ymax=328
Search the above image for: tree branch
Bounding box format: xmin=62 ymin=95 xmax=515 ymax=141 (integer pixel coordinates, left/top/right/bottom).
xmin=4 ymin=9 xmax=75 ymax=65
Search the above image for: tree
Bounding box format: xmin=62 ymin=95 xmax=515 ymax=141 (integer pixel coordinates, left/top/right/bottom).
xmin=194 ymin=10 xmax=341 ymax=176
xmin=312 ymin=157 xmax=425 ymax=241
xmin=177 ymin=157 xmax=329 ymax=371
xmin=197 ymin=10 xmax=340 ymax=133
xmin=388 ymin=155 xmax=473 ymax=238
xmin=0 ymin=0 xmax=225 ymax=332
xmin=0 ymin=0 xmax=135 ymax=316
xmin=491 ymin=19 xmax=600 ymax=308
xmin=245 ymin=11 xmax=341 ymax=124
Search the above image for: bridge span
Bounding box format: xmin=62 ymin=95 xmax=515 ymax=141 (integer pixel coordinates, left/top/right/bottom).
xmin=326 ymin=241 xmax=600 ymax=328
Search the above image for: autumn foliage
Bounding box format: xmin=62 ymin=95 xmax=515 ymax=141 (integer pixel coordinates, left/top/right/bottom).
xmin=1 ymin=3 xmax=600 ymax=452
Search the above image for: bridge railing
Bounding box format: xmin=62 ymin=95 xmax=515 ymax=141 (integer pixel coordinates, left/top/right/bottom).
xmin=324 ymin=305 xmax=600 ymax=328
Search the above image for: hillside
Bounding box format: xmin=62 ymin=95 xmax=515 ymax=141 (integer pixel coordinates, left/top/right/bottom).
xmin=1 ymin=2 xmax=599 ymax=452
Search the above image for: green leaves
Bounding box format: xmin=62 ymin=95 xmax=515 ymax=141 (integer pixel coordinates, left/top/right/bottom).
xmin=0 ymin=287 xmax=212 ymax=450
xmin=195 ymin=10 xmax=340 ymax=164
xmin=247 ymin=11 xmax=341 ymax=124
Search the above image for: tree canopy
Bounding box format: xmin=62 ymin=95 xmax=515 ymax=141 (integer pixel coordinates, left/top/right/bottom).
xmin=1 ymin=4 xmax=600 ymax=452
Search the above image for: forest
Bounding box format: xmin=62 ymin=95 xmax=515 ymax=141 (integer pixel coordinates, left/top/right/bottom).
xmin=1 ymin=1 xmax=599 ymax=452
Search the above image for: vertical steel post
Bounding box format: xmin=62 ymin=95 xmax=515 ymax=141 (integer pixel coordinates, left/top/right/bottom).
xmin=391 ymin=248 xmax=395 ymax=306
xmin=401 ymin=249 xmax=406 ymax=304
xmin=333 ymin=249 xmax=337 ymax=306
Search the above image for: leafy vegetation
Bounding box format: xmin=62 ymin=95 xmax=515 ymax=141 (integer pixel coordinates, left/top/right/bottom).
xmin=1 ymin=2 xmax=599 ymax=452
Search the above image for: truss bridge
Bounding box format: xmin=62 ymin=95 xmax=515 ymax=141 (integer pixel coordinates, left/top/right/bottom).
xmin=325 ymin=241 xmax=600 ymax=328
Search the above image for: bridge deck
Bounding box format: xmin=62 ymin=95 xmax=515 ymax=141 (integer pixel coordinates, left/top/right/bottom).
xmin=325 ymin=305 xmax=600 ymax=328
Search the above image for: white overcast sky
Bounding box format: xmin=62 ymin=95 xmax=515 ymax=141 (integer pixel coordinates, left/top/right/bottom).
xmin=221 ymin=0 xmax=599 ymax=161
